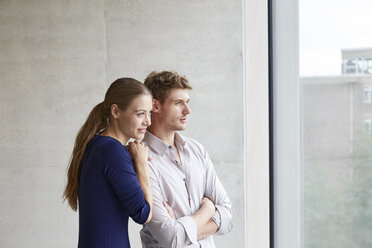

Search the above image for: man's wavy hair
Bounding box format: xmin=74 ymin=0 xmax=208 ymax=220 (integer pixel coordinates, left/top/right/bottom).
xmin=144 ymin=71 xmax=192 ymax=103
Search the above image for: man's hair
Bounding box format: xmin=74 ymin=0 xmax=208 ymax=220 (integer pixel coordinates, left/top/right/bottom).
xmin=144 ymin=71 xmax=192 ymax=103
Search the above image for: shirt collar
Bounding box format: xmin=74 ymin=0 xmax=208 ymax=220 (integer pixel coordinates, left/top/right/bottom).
xmin=143 ymin=131 xmax=186 ymax=156
xmin=174 ymin=132 xmax=186 ymax=147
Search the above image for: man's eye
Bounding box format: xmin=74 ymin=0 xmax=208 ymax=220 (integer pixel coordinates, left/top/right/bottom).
xmin=137 ymin=112 xmax=144 ymax=116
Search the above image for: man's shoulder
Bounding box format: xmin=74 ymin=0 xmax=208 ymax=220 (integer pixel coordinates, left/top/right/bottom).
xmin=180 ymin=135 xmax=208 ymax=159
xmin=181 ymin=135 xmax=204 ymax=149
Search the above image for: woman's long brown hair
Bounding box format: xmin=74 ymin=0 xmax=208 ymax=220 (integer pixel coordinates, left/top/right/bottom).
xmin=63 ymin=78 xmax=150 ymax=211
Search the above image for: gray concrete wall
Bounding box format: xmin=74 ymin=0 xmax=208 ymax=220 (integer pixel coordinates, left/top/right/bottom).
xmin=0 ymin=1 xmax=244 ymax=247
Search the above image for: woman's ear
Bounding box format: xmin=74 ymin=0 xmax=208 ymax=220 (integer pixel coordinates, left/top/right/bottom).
xmin=110 ymin=104 xmax=120 ymax=119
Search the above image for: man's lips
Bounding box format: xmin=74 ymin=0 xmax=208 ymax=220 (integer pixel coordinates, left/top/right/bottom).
xmin=180 ymin=117 xmax=187 ymax=123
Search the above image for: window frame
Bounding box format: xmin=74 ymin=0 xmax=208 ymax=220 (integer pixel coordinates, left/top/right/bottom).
xmin=244 ymin=0 xmax=302 ymax=247
xmin=243 ymin=0 xmax=271 ymax=247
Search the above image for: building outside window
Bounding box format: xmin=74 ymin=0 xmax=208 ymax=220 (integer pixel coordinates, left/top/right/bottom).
xmin=364 ymin=84 xmax=372 ymax=103
xmin=273 ymin=0 xmax=372 ymax=247
xmin=364 ymin=114 xmax=372 ymax=133
xmin=342 ymin=48 xmax=372 ymax=75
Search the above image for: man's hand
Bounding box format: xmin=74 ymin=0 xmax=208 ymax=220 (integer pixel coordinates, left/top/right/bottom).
xmin=201 ymin=197 xmax=215 ymax=210
xmin=191 ymin=197 xmax=218 ymax=240
xmin=163 ymin=201 xmax=176 ymax=220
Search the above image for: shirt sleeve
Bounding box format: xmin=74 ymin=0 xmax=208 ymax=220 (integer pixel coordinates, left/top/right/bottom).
xmin=102 ymin=142 xmax=150 ymax=224
xmin=202 ymin=147 xmax=233 ymax=235
xmin=144 ymin=165 xmax=198 ymax=247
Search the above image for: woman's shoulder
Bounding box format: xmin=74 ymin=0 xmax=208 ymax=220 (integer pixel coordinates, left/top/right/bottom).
xmin=90 ymin=135 xmax=130 ymax=158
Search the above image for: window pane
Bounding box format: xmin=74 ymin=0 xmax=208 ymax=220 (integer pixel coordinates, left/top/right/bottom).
xmin=300 ymin=0 xmax=372 ymax=247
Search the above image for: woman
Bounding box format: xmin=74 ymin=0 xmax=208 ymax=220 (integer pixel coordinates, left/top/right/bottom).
xmin=63 ymin=78 xmax=153 ymax=248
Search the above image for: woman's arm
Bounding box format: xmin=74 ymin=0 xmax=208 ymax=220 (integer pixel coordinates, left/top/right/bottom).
xmin=128 ymin=140 xmax=153 ymax=223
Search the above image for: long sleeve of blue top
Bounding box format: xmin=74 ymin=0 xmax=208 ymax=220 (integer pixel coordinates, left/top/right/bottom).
xmin=78 ymin=135 xmax=150 ymax=248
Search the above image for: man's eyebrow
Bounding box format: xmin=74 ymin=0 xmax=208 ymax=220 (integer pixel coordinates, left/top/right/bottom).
xmin=173 ymin=98 xmax=190 ymax=102
xmin=134 ymin=109 xmax=147 ymax=112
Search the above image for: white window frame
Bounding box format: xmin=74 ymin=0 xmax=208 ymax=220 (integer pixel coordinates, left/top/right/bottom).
xmin=244 ymin=0 xmax=300 ymax=247
xmin=272 ymin=0 xmax=301 ymax=247
xmin=243 ymin=0 xmax=270 ymax=247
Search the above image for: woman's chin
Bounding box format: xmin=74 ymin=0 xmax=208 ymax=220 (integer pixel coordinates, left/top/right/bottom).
xmin=133 ymin=133 xmax=145 ymax=140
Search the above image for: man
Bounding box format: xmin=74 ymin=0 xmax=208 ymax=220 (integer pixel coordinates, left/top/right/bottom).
xmin=140 ymin=71 xmax=233 ymax=248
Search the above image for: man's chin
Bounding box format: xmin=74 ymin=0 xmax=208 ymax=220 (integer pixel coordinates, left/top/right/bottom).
xmin=168 ymin=124 xmax=187 ymax=132
xmin=176 ymin=125 xmax=187 ymax=131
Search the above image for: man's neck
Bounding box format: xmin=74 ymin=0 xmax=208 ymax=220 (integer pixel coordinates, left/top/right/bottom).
xmin=148 ymin=126 xmax=176 ymax=146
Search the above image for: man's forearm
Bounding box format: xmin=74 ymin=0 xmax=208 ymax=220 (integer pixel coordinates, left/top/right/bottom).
xmin=196 ymin=217 xmax=218 ymax=240
xmin=190 ymin=197 xmax=218 ymax=240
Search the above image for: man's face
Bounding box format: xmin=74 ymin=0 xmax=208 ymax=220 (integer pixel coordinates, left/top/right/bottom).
xmin=157 ymin=88 xmax=191 ymax=131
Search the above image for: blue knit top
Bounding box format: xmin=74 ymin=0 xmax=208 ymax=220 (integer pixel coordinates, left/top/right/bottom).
xmin=78 ymin=135 xmax=150 ymax=248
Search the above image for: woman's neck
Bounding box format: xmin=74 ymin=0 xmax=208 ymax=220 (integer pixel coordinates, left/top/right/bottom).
xmin=100 ymin=125 xmax=129 ymax=145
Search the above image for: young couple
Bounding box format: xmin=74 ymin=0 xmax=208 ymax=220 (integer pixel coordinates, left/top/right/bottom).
xmin=64 ymin=71 xmax=232 ymax=248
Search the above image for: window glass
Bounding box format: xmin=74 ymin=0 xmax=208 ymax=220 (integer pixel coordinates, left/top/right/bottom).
xmin=300 ymin=0 xmax=372 ymax=247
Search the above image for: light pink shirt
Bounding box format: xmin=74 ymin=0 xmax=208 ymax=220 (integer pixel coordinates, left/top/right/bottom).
xmin=140 ymin=131 xmax=233 ymax=248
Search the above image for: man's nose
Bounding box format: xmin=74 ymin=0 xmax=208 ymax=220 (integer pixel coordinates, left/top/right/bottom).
xmin=183 ymin=103 xmax=191 ymax=114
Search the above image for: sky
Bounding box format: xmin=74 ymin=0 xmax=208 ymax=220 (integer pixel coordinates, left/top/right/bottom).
xmin=300 ymin=0 xmax=372 ymax=76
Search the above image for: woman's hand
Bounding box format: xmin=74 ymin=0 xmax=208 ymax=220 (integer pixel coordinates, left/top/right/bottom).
xmin=127 ymin=140 xmax=148 ymax=168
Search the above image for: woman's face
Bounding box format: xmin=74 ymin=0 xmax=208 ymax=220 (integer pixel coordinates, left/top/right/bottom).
xmin=117 ymin=94 xmax=152 ymax=141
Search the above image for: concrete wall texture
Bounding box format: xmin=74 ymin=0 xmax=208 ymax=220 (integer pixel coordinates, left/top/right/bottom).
xmin=0 ymin=1 xmax=244 ymax=247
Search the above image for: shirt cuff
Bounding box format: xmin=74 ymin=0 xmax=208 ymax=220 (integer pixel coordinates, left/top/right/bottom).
xmin=177 ymin=216 xmax=198 ymax=244
xmin=212 ymin=209 xmax=221 ymax=229
xmin=213 ymin=205 xmax=233 ymax=235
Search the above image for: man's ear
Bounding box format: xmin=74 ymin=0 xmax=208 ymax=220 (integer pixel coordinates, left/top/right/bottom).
xmin=152 ymin=98 xmax=160 ymax=113
xmin=110 ymin=104 xmax=120 ymax=118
